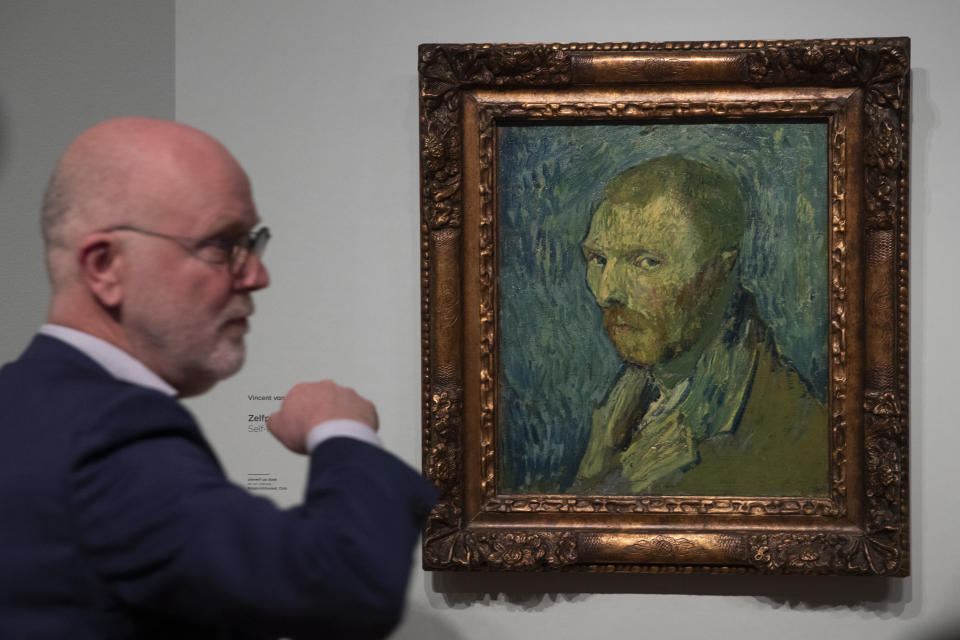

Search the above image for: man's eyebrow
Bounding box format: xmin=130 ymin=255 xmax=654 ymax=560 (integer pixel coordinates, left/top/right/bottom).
xmin=205 ymin=216 xmax=260 ymax=236
xmin=583 ymin=240 xmax=657 ymax=259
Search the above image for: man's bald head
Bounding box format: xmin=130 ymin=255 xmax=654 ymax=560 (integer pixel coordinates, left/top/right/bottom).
xmin=41 ymin=118 xmax=267 ymax=395
xmin=41 ymin=118 xmax=248 ymax=289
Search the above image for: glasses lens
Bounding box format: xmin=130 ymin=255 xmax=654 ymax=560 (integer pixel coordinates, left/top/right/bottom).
xmin=252 ymin=227 xmax=270 ymax=257
xmin=229 ymin=228 xmax=269 ymax=275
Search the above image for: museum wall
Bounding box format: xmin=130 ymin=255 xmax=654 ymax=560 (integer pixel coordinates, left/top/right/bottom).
xmin=1 ymin=1 xmax=958 ymax=638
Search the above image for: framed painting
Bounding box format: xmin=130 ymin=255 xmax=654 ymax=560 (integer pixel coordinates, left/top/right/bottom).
xmin=419 ymin=38 xmax=909 ymax=574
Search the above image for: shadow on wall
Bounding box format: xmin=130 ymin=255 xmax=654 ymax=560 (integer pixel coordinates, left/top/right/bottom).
xmin=429 ymin=571 xmax=912 ymax=616
xmin=911 ymin=621 xmax=960 ymax=640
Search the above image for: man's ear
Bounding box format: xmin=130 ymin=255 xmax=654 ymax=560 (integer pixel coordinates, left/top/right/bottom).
xmin=77 ymin=233 xmax=125 ymax=308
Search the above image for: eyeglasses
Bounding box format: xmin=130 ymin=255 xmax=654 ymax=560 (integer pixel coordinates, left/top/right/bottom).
xmin=102 ymin=225 xmax=270 ymax=275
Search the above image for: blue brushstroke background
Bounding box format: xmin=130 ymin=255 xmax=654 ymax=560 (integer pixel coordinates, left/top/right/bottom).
xmin=497 ymin=123 xmax=828 ymax=493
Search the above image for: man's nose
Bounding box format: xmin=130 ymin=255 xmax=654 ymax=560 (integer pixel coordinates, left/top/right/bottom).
xmin=234 ymin=253 xmax=270 ymax=291
xmin=596 ymin=260 xmax=625 ymax=306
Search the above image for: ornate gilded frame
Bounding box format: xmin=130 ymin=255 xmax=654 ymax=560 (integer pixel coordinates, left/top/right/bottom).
xmin=419 ymin=38 xmax=909 ymax=574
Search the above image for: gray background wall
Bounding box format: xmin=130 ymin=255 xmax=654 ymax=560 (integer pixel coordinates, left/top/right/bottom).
xmin=2 ymin=1 xmax=958 ymax=638
xmin=0 ymin=0 xmax=175 ymax=362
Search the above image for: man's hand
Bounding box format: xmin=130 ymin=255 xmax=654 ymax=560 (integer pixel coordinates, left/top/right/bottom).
xmin=268 ymin=380 xmax=379 ymax=454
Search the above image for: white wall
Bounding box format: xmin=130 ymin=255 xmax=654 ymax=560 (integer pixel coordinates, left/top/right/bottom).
xmin=2 ymin=1 xmax=957 ymax=638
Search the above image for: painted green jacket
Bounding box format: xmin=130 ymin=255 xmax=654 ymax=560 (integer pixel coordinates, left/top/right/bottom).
xmin=573 ymin=292 xmax=828 ymax=497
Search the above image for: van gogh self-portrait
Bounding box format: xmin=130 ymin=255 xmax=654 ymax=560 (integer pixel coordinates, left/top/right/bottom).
xmin=498 ymin=124 xmax=829 ymax=496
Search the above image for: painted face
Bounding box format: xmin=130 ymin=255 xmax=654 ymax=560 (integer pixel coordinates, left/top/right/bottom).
xmin=582 ymin=193 xmax=732 ymax=367
xmin=121 ymin=158 xmax=269 ymax=396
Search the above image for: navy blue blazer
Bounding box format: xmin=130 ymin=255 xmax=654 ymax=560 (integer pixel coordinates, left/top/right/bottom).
xmin=0 ymin=335 xmax=436 ymax=639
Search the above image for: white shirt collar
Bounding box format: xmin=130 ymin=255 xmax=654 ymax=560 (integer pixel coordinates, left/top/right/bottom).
xmin=39 ymin=324 xmax=177 ymax=396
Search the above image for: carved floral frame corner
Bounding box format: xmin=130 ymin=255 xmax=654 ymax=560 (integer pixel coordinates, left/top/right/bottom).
xmin=419 ymin=38 xmax=909 ymax=575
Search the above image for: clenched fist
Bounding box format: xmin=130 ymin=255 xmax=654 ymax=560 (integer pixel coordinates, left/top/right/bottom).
xmin=268 ymin=380 xmax=379 ymax=454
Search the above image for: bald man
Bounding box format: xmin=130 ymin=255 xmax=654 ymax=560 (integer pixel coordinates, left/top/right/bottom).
xmin=574 ymin=156 xmax=828 ymax=496
xmin=0 ymin=118 xmax=435 ymax=638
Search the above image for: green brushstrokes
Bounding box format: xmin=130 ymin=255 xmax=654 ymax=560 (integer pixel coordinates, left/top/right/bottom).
xmin=497 ymin=123 xmax=828 ymax=493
